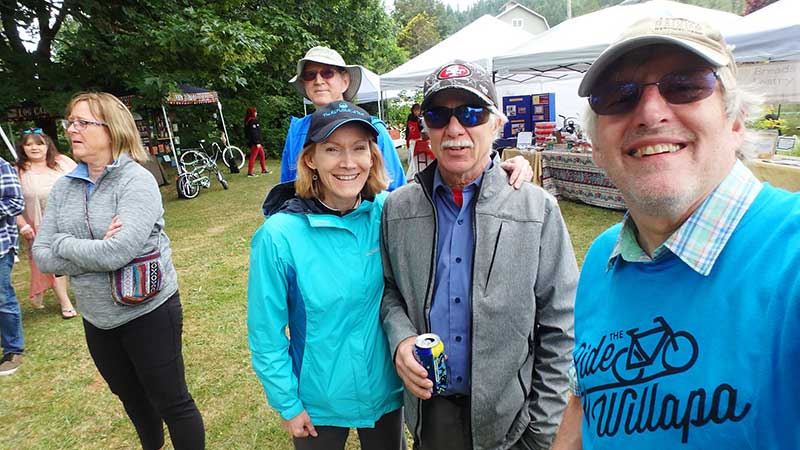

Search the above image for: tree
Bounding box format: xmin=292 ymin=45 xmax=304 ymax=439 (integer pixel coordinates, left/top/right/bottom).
xmin=397 ymin=12 xmax=442 ymax=58
xmin=0 ymin=0 xmax=406 ymax=155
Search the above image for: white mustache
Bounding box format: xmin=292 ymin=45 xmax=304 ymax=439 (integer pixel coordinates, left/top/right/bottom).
xmin=441 ymin=139 xmax=473 ymax=149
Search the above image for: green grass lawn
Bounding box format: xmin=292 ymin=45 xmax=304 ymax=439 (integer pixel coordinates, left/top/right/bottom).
xmin=0 ymin=161 xmax=623 ymax=449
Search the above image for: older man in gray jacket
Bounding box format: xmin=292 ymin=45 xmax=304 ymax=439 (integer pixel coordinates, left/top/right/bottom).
xmin=380 ymin=60 xmax=578 ymax=450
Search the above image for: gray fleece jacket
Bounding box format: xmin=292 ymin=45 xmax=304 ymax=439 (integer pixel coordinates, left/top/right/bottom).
xmin=380 ymin=154 xmax=577 ymax=450
xmin=33 ymin=154 xmax=177 ymax=329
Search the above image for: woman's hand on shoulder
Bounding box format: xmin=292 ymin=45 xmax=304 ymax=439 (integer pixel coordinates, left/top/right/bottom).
xmin=501 ymin=155 xmax=534 ymax=190
xmin=281 ymin=410 xmax=318 ymax=438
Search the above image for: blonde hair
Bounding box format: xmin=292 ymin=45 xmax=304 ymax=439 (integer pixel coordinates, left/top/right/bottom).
xmin=295 ymin=139 xmax=389 ymax=200
xmin=65 ymin=92 xmax=150 ymax=163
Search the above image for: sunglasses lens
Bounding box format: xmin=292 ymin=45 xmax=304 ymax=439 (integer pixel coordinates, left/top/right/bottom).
xmin=659 ymin=69 xmax=716 ymax=104
xmin=590 ymin=82 xmax=640 ymax=115
xmin=423 ymin=108 xmax=451 ymax=129
xmin=456 ymin=106 xmax=490 ymax=127
xmin=301 ymin=68 xmax=338 ymax=81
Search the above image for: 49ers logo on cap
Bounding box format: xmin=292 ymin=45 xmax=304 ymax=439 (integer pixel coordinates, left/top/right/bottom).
xmin=438 ymin=64 xmax=471 ymax=80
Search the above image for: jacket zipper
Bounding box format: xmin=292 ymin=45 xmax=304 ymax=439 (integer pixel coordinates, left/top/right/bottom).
xmin=415 ymin=171 xmax=440 ymax=447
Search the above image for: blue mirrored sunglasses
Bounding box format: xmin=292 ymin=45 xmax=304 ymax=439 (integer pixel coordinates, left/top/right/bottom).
xmin=423 ymin=105 xmax=491 ymax=129
xmin=23 ymin=128 xmax=43 ymax=134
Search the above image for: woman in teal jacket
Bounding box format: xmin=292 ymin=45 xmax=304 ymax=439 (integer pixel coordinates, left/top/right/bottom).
xmin=248 ymin=101 xmax=404 ymax=450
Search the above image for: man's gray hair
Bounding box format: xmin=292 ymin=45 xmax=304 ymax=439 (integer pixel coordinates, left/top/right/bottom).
xmin=582 ymin=63 xmax=762 ymax=162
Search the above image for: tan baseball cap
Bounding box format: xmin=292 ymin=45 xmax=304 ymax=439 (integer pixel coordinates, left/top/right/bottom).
xmin=578 ymin=17 xmax=736 ymax=97
xmin=289 ymin=46 xmax=362 ymax=103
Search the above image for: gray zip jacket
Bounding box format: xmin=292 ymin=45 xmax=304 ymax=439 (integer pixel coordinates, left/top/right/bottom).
xmin=380 ymin=154 xmax=577 ymax=450
xmin=33 ymin=154 xmax=177 ymax=329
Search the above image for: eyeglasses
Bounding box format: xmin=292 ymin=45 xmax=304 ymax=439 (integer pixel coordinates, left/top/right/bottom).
xmin=589 ymin=68 xmax=719 ymax=116
xmin=423 ymin=105 xmax=492 ymax=129
xmin=23 ymin=128 xmax=43 ymax=134
xmin=301 ymin=68 xmax=342 ymax=82
xmin=60 ymin=119 xmax=108 ymax=131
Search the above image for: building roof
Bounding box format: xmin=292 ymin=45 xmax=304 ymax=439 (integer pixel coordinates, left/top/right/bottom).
xmin=496 ymin=1 xmax=550 ymax=28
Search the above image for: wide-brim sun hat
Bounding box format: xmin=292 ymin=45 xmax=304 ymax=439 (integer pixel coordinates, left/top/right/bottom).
xmin=289 ymin=46 xmax=363 ymax=103
xmin=578 ymin=17 xmax=736 ymax=97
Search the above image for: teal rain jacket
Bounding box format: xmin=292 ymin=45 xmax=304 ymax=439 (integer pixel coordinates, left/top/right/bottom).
xmin=248 ymin=186 xmax=403 ymax=427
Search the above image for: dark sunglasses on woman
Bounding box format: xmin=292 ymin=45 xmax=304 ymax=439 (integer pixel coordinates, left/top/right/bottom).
xmin=423 ymin=105 xmax=492 ymax=129
xmin=589 ymin=68 xmax=720 ymax=116
xmin=301 ymin=68 xmax=342 ymax=82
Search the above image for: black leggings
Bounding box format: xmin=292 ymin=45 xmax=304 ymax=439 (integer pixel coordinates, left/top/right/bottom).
xmin=293 ymin=408 xmax=406 ymax=450
xmin=83 ymin=292 xmax=205 ymax=450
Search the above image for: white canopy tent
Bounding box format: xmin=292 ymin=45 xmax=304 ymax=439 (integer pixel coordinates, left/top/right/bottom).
xmin=380 ymin=15 xmax=535 ymax=91
xmin=724 ymin=0 xmax=800 ymax=63
xmin=492 ymin=0 xmax=741 ymax=83
xmin=724 ymin=0 xmax=800 ymax=104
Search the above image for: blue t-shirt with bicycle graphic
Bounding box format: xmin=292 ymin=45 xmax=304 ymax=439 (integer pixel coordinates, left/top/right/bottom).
xmin=574 ymin=186 xmax=800 ymax=450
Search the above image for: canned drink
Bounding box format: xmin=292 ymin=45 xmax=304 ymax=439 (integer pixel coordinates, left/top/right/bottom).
xmin=414 ymin=333 xmax=448 ymax=395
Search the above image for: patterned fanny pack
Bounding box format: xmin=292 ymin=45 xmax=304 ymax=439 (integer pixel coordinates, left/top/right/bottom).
xmin=110 ymin=249 xmax=163 ymax=306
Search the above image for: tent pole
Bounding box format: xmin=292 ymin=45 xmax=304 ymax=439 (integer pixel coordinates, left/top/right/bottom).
xmin=378 ymin=91 xmax=383 ymax=120
xmin=217 ymin=101 xmax=231 ymax=146
xmin=0 ymin=124 xmax=16 ymax=160
xmin=162 ymin=105 xmax=181 ymax=175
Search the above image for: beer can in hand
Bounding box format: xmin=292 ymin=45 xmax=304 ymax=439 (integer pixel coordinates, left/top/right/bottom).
xmin=414 ymin=333 xmax=448 ymax=395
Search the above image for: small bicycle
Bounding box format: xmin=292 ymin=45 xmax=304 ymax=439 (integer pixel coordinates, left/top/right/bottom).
xmin=180 ymin=139 xmax=245 ymax=171
xmin=176 ymin=150 xmax=229 ymax=199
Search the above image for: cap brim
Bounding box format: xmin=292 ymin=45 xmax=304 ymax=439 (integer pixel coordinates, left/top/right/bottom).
xmin=289 ymin=61 xmax=363 ymax=103
xmin=421 ymin=86 xmax=494 ymax=110
xmin=305 ymin=118 xmax=378 ymax=146
xmin=578 ymin=36 xmax=731 ymax=97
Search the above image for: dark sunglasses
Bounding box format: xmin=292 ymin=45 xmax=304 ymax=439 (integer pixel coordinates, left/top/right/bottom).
xmin=423 ymin=105 xmax=492 ymax=129
xmin=301 ymin=68 xmax=342 ymax=82
xmin=589 ymin=68 xmax=719 ymax=116
xmin=23 ymin=128 xmax=43 ymax=134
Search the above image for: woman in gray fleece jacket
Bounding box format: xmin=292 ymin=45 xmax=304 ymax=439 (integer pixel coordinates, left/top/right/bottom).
xmin=33 ymin=92 xmax=204 ymax=450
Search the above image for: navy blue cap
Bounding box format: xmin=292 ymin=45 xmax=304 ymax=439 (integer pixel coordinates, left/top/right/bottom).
xmin=305 ymin=101 xmax=379 ymax=146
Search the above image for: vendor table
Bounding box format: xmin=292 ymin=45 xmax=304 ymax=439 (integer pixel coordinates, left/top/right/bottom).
xmin=747 ymin=157 xmax=800 ymax=192
xmin=503 ymin=148 xmax=626 ymax=210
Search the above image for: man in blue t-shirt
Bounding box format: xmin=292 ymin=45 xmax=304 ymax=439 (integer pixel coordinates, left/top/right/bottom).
xmin=551 ymin=17 xmax=800 ymax=450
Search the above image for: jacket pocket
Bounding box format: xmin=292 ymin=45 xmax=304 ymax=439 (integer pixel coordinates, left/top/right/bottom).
xmin=517 ymin=331 xmax=535 ymax=398
xmin=484 ymin=222 xmax=504 ymax=291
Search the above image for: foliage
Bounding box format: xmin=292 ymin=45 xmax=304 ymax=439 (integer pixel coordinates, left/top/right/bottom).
xmin=392 ymin=0 xmax=459 ymax=38
xmin=397 ymin=12 xmax=442 ymax=59
xmin=749 ymin=107 xmax=790 ymax=134
xmin=385 ymin=90 xmax=424 ymax=129
xmin=1 ymin=0 xmax=405 ymax=159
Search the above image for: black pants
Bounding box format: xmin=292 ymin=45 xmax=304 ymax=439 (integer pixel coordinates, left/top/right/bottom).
xmin=418 ymin=395 xmax=472 ymax=450
xmin=83 ymin=292 xmax=205 ymax=450
xmin=293 ymin=408 xmax=406 ymax=450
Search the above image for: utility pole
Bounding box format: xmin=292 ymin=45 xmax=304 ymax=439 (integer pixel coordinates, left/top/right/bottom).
xmin=567 ymin=0 xmax=573 ymax=19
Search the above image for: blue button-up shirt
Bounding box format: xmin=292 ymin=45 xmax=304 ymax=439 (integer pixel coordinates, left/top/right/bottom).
xmin=430 ymin=162 xmax=490 ymax=395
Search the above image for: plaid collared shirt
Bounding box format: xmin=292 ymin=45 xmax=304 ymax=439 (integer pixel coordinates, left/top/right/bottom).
xmin=0 ymin=157 xmax=25 ymax=257
xmin=608 ymin=160 xmax=763 ymax=276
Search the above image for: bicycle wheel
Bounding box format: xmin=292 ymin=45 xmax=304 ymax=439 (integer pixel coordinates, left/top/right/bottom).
xmin=180 ymin=150 xmax=205 ymax=170
xmin=178 ymin=173 xmax=201 ymax=199
xmin=222 ymin=145 xmax=245 ymax=170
